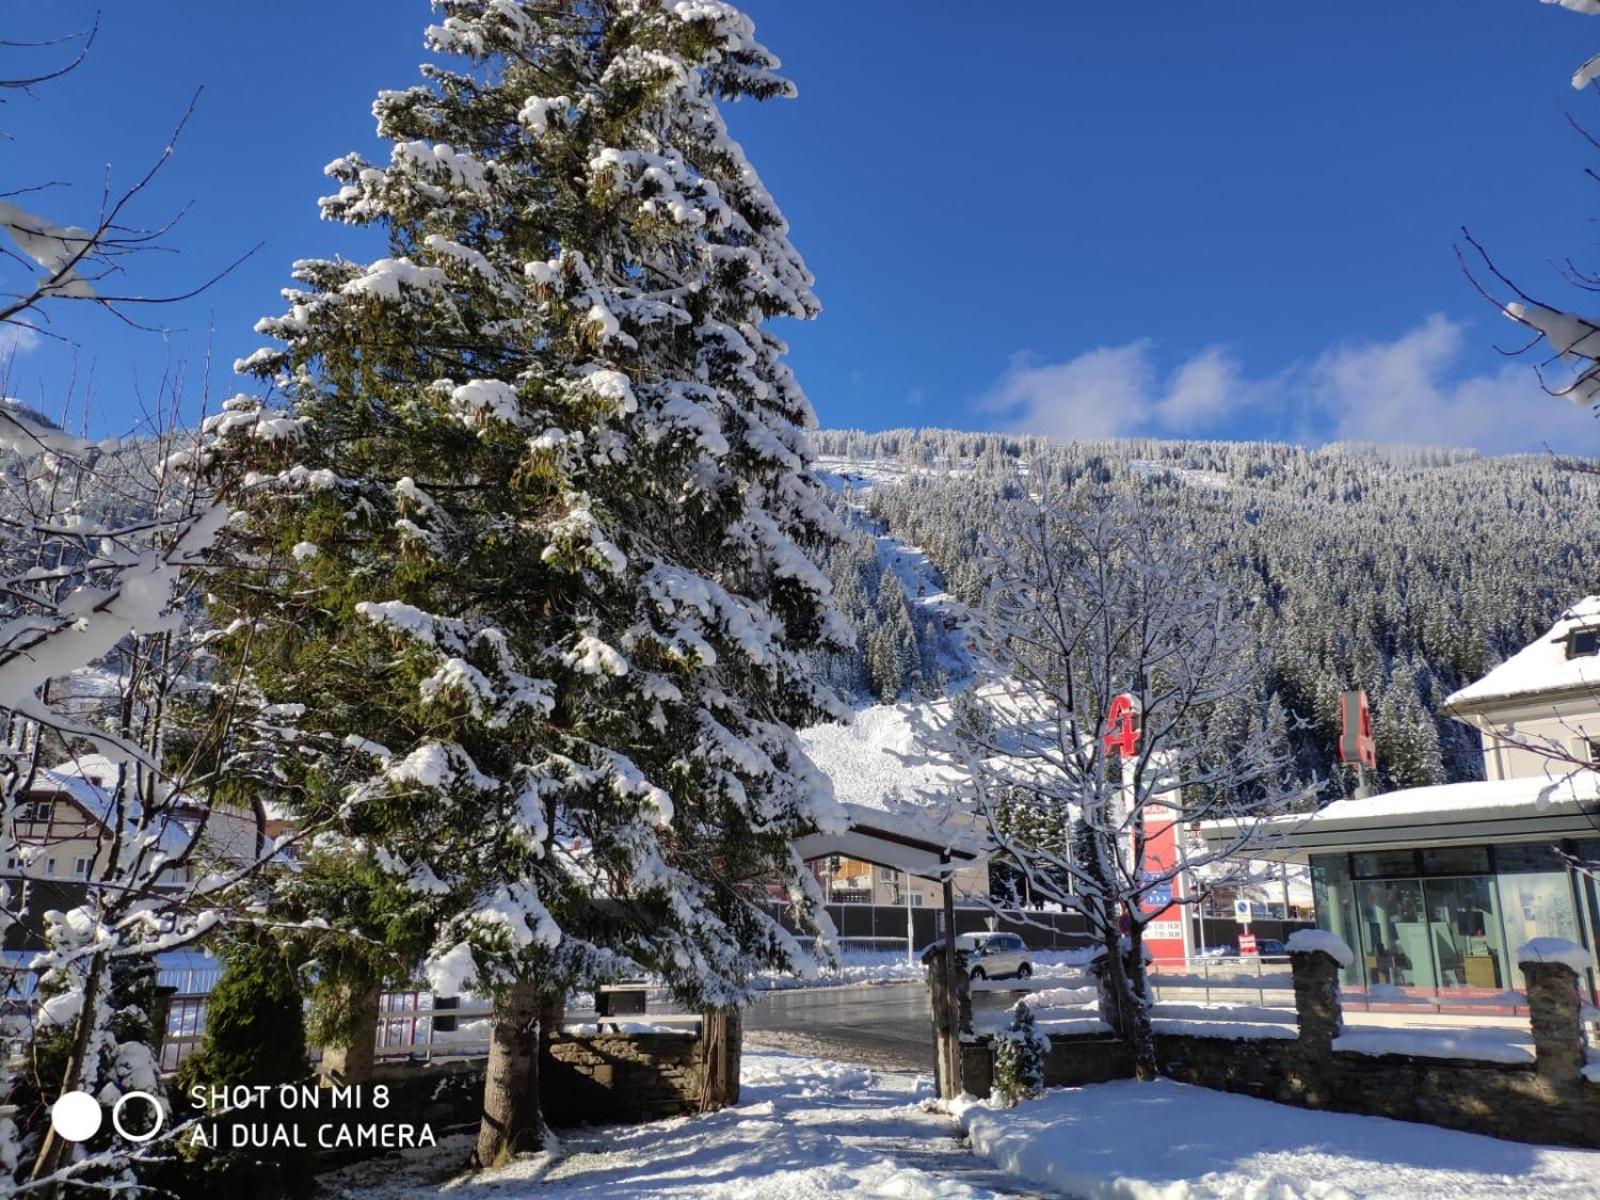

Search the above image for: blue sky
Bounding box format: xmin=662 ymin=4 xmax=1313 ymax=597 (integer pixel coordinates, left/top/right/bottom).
xmin=5 ymin=1 xmax=1600 ymax=453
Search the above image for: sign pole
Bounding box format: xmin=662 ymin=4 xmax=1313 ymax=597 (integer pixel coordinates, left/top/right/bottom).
xmin=939 ymin=852 xmax=962 ymax=1100
xmin=905 ymin=870 xmax=915 ymax=966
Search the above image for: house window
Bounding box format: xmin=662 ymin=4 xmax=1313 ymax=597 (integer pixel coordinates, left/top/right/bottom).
xmin=910 ymin=893 xmax=925 ymax=907
xmin=44 ymin=857 xmax=57 ymax=876
xmin=15 ymin=801 xmax=50 ymax=824
xmin=1566 ymin=627 xmax=1600 ymax=659
xmin=878 ymin=867 xmax=897 ymax=882
xmin=71 ymin=857 xmax=91 ymax=879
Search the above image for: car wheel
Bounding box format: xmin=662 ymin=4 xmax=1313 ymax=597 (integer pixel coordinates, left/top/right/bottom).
xmin=970 ymin=968 xmax=986 ymax=981
xmin=1016 ymin=963 xmax=1032 ymax=980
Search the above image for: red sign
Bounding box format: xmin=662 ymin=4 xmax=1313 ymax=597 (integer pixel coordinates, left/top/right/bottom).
xmin=1239 ymin=932 xmax=1258 ymax=957
xmin=1137 ymin=804 xmax=1188 ymax=964
xmin=1339 ymin=690 xmax=1376 ymax=769
xmin=1103 ymin=693 xmax=1141 ymax=758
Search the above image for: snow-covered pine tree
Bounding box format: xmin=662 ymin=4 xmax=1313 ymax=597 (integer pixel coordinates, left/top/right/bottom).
xmin=1376 ymin=660 xmax=1445 ymax=790
xmin=991 ymin=999 xmax=1049 ymax=1107
xmin=204 ymin=0 xmax=849 ymax=1166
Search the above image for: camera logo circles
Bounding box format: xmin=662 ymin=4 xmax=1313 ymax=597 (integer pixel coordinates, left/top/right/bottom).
xmin=50 ymin=1089 xmax=165 ymax=1144
xmin=48 ymin=1091 xmax=101 ymax=1142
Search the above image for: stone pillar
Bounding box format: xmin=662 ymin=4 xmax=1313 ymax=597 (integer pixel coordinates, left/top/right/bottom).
xmin=698 ymin=1007 xmax=742 ymax=1111
xmin=1522 ymin=960 xmax=1586 ymax=1084
xmin=1290 ymin=949 xmax=1343 ymax=1055
xmin=320 ymin=982 xmax=381 ymax=1086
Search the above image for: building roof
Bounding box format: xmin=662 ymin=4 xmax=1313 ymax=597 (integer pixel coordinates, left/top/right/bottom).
xmin=29 ymin=754 xmax=197 ymax=860
xmin=1199 ymin=772 xmax=1600 ymax=861
xmin=1444 ymin=595 xmax=1600 ymax=713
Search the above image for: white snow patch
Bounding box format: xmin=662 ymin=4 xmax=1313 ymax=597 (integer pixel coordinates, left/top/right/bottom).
xmin=1517 ymin=937 xmax=1595 ymax=974
xmin=1332 ymin=1027 xmax=1535 ymax=1064
xmin=1285 ymin=928 xmax=1354 ymax=968
xmin=956 ymin=1077 xmax=1600 ymax=1199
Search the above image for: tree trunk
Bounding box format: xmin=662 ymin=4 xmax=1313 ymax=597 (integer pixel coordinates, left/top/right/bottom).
xmin=30 ymin=953 xmax=107 ymax=1184
xmin=474 ymin=980 xmax=545 ymax=1169
xmin=1097 ymin=923 xmax=1158 ymax=1082
xmin=1123 ymin=926 xmax=1158 ymax=1081
xmin=319 ymin=979 xmax=381 ymax=1086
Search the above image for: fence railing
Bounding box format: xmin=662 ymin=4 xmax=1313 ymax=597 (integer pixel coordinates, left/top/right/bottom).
xmin=155 ymin=988 xmax=704 ymax=1073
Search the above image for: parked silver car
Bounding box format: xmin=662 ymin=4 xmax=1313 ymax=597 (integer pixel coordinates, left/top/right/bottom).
xmin=957 ymin=932 xmax=1032 ymax=981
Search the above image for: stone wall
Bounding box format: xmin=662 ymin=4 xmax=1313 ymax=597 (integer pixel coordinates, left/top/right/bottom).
xmin=958 ymin=945 xmax=1600 ymax=1149
xmin=1153 ymin=1032 xmax=1600 ymax=1149
xmin=542 ymin=1030 xmax=711 ymax=1124
xmin=350 ymin=1021 xmax=735 ymax=1161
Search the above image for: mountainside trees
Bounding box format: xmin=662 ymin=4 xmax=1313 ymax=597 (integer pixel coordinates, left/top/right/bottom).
xmin=814 ymin=429 xmax=1600 ymax=801
xmin=204 ymin=0 xmax=847 ymax=1164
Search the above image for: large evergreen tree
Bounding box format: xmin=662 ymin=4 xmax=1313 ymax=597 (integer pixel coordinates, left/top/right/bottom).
xmin=205 ymin=0 xmax=847 ymax=1165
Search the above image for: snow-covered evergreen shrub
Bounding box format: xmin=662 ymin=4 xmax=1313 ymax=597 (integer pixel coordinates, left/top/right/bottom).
xmin=991 ymin=1000 xmax=1049 ymax=1107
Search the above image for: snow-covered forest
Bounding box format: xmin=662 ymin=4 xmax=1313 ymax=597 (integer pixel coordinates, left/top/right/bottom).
xmin=810 ymin=429 xmax=1600 ymax=797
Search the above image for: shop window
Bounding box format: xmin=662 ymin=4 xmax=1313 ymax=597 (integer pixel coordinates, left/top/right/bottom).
xmin=1495 ymin=842 xmax=1566 ymax=873
xmin=1420 ymin=846 xmax=1490 ymax=875
xmin=1310 ymin=855 xmax=1361 ymax=985
xmin=1351 ymin=849 xmax=1418 ymax=878
xmin=1423 ymin=876 xmax=1507 ymax=990
xmin=1498 ymin=868 xmax=1581 ymax=951
xmin=1355 ymin=878 xmax=1437 ymax=990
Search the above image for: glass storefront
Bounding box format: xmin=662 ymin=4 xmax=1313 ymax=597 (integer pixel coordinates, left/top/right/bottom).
xmin=1309 ymin=842 xmax=1591 ymax=999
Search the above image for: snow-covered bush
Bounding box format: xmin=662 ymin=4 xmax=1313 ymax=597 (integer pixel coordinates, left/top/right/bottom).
xmin=991 ymin=1000 xmax=1050 ymax=1107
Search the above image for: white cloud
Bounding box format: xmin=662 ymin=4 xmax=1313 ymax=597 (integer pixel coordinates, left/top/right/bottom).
xmin=1304 ymin=314 xmax=1577 ymax=452
xmin=984 ymin=340 xmax=1253 ymax=439
xmin=982 ymin=343 xmax=1155 ymax=439
xmin=982 ymin=314 xmax=1596 ymax=453
xmin=0 ymin=321 xmax=40 ymax=359
xmin=1155 ymin=346 xmax=1251 ymax=431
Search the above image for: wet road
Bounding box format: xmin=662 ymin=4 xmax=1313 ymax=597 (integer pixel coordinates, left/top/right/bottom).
xmin=745 ymin=981 xmax=1026 ymax=1072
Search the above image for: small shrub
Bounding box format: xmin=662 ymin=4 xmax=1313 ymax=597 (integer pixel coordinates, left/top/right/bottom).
xmin=991 ymin=999 xmax=1049 ymax=1107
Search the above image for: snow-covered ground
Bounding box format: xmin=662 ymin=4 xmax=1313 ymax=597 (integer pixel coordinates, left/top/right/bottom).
xmin=317 ymin=1052 xmax=1037 ymax=1199
xmin=954 ymin=1078 xmax=1600 ymax=1199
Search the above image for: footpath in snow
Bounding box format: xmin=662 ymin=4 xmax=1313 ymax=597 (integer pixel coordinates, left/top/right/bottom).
xmin=319 ymin=1052 xmax=1043 ymax=1199
xmin=954 ymin=1078 xmax=1600 ymax=1200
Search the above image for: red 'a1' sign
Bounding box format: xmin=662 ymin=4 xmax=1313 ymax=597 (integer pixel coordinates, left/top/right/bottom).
xmin=1103 ymin=693 xmax=1140 ymax=758
xmin=1339 ymin=690 xmax=1376 ymax=769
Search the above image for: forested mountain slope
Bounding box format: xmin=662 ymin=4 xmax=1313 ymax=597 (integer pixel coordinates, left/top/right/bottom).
xmin=809 ymin=429 xmax=1600 ymax=801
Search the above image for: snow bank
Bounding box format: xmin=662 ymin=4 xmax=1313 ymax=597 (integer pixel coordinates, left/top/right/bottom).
xmin=1517 ymin=938 xmax=1595 ymax=975
xmin=1285 ymin=928 xmax=1354 ymax=968
xmin=1333 ymin=1027 xmax=1535 ymax=1065
xmin=957 ymin=1078 xmax=1600 ymax=1199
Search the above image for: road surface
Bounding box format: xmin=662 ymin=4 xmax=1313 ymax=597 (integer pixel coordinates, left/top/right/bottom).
xmin=746 ymin=980 xmax=1024 ymax=1071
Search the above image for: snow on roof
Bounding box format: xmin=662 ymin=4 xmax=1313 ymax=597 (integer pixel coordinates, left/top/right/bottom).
xmin=798 ymin=701 xmax=969 ymax=816
xmin=1305 ymin=772 xmax=1600 ymax=827
xmin=31 ymin=755 xmax=197 ymax=858
xmin=795 ymin=699 xmax=993 ymax=869
xmin=1444 ymin=595 xmax=1600 ymax=711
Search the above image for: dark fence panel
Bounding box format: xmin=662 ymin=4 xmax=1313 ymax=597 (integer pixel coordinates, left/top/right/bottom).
xmin=776 ymin=903 xmax=1093 ymax=952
